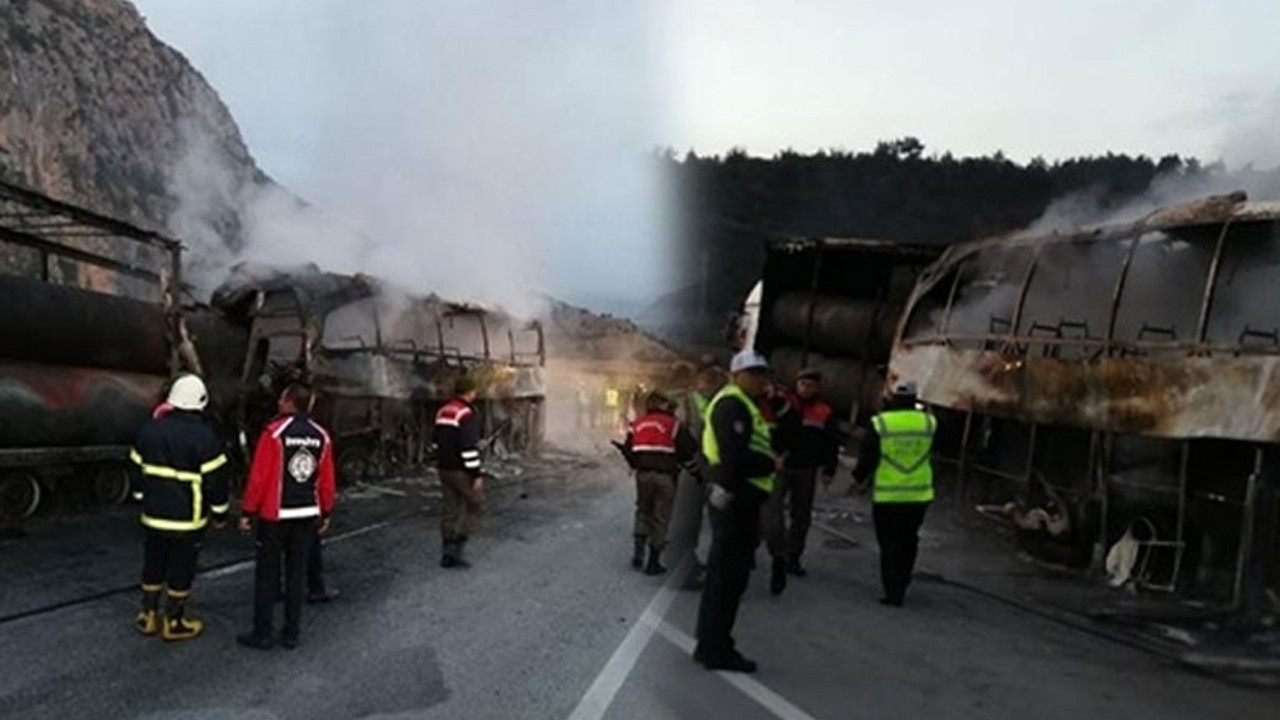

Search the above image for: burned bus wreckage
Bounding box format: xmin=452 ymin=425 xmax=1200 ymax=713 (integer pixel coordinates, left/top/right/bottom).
xmin=0 ymin=178 xmax=545 ymax=521
xmin=893 ymin=192 xmax=1280 ymax=615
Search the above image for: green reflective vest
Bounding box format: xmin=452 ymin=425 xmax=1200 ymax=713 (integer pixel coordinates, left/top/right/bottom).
xmin=692 ymin=392 xmax=711 ymax=423
xmin=701 ymin=384 xmax=776 ymax=495
xmin=871 ymin=409 xmax=936 ymax=503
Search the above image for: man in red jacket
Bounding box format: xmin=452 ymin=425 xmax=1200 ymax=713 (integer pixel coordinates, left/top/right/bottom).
xmin=236 ymin=382 xmax=336 ymax=650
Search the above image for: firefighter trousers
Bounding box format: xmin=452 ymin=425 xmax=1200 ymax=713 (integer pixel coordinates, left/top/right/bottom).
xmin=633 ymin=470 xmax=676 ymax=549
xmin=762 ymin=467 xmax=817 ymax=561
xmin=141 ymin=528 xmax=204 ymax=593
xmin=873 ymin=502 xmax=929 ymax=603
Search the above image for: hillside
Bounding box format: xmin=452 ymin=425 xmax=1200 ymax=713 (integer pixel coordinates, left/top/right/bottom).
xmin=0 ymin=0 xmax=268 ymax=243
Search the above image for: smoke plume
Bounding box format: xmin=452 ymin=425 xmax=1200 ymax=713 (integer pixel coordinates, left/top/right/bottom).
xmin=162 ymin=1 xmax=672 ymax=319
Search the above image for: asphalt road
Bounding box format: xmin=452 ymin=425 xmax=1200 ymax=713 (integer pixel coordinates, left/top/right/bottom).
xmin=0 ymin=449 xmax=1274 ymax=719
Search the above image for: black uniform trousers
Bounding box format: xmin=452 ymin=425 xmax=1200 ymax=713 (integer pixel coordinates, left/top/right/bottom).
xmin=872 ymin=502 xmax=929 ymax=603
xmin=142 ymin=528 xmax=204 ymax=592
xmin=253 ymin=518 xmax=315 ymax=640
xmin=308 ymin=531 xmax=326 ymax=595
xmin=695 ymin=493 xmax=763 ymax=659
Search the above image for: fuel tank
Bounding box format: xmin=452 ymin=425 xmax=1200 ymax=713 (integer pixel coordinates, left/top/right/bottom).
xmin=0 ymin=274 xmax=170 ymax=375
xmin=0 ymin=358 xmax=163 ymax=448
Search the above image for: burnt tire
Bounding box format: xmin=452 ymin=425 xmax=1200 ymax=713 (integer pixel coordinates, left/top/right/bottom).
xmin=94 ymin=467 xmax=132 ymax=506
xmin=0 ymin=474 xmax=42 ymax=521
xmin=337 ymin=448 xmax=367 ymax=487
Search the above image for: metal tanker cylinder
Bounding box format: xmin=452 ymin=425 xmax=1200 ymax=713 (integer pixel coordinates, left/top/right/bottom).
xmin=769 ymin=345 xmax=881 ymax=417
xmin=0 ymin=274 xmax=170 ymax=374
xmin=771 ymin=293 xmax=898 ymax=359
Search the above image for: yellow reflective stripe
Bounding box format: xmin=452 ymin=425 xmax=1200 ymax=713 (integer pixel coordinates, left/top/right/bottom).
xmin=165 ymin=588 xmax=191 ymax=599
xmin=140 ymin=583 xmax=162 ymax=592
xmin=192 ymin=477 xmax=202 ymax=525
xmin=130 ymin=449 xmax=144 ymax=465
xmin=201 ymin=454 xmax=228 ymax=474
xmin=209 ymin=502 xmax=230 ymax=514
xmin=141 ymin=515 xmax=207 ymax=531
xmin=131 ymin=491 xmax=144 ymax=501
xmin=140 ymin=464 xmax=202 ymax=483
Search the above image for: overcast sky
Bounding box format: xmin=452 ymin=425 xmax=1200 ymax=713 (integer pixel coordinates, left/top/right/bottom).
xmin=133 ymin=0 xmax=1280 ymax=309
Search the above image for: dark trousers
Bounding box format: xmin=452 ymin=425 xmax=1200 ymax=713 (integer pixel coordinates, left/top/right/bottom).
xmin=307 ymin=532 xmax=326 ymax=595
xmin=763 ymin=468 xmax=818 ymax=561
xmin=142 ymin=529 xmax=203 ymax=592
xmin=695 ymin=495 xmax=762 ymax=658
xmin=253 ymin=519 xmax=315 ymax=640
xmin=873 ymin=502 xmax=929 ymax=603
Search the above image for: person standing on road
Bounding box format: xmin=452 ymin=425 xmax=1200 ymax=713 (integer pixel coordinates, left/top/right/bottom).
xmin=129 ymin=374 xmax=231 ymax=642
xmin=434 ymin=376 xmax=487 ymax=569
xmin=852 ymin=380 xmax=936 ymax=607
xmin=764 ymin=368 xmax=840 ymax=595
xmin=622 ymin=390 xmax=698 ymax=575
xmin=694 ymin=350 xmax=778 ymax=674
xmin=237 ymin=382 xmax=337 ymax=650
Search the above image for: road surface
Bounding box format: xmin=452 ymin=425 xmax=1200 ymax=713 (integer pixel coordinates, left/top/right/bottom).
xmin=0 ymin=448 xmax=1271 ymax=719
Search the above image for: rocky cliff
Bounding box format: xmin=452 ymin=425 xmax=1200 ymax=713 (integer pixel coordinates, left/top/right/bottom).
xmin=0 ymin=0 xmax=265 ymax=240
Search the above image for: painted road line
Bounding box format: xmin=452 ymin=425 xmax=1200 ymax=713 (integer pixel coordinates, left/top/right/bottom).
xmin=202 ymin=519 xmax=397 ymax=581
xmin=656 ymin=621 xmax=822 ymax=720
xmin=565 ymin=555 xmax=694 ymax=720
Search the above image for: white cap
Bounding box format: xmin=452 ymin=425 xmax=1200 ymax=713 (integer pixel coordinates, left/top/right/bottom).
xmin=167 ymin=374 xmax=208 ymax=411
xmin=892 ymin=379 xmax=918 ymax=397
xmin=729 ymin=350 xmax=770 ymax=374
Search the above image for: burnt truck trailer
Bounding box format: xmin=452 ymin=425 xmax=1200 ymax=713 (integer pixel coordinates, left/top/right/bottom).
xmin=0 ymin=178 xmax=201 ymax=520
xmin=891 ymin=192 xmax=1280 ymax=612
xmin=748 ymin=237 xmax=943 ymax=424
xmin=212 ymin=265 xmax=546 ymax=484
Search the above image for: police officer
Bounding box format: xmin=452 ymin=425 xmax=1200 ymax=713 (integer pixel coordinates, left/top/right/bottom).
xmin=694 ymin=350 xmax=778 ymax=673
xmin=130 ymin=374 xmax=231 ymax=641
xmin=237 ymin=382 xmax=337 ymax=649
xmin=435 ymin=376 xmax=486 ymax=569
xmin=852 ymin=380 xmax=936 ymax=607
xmin=764 ymin=368 xmax=840 ymax=595
xmin=623 ymin=390 xmax=697 ymax=574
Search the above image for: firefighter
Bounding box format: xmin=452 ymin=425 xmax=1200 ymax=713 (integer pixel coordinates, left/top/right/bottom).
xmin=237 ymin=382 xmax=337 ymax=650
xmin=622 ymin=390 xmax=698 ymax=575
xmin=852 ymin=380 xmax=936 ymax=607
xmin=694 ymin=350 xmax=778 ymax=673
xmin=764 ymin=368 xmax=840 ymax=595
xmin=130 ymin=373 xmax=231 ymax=642
xmin=435 ymin=376 xmax=486 ymax=569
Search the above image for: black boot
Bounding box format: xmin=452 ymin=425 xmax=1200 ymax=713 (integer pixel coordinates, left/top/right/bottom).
xmin=441 ymin=541 xmax=471 ymax=569
xmin=787 ymin=556 xmax=808 ymax=577
xmin=631 ymin=536 xmax=646 ymax=570
xmin=770 ymin=557 xmax=788 ymax=596
xmin=643 ymin=545 xmax=666 ymax=576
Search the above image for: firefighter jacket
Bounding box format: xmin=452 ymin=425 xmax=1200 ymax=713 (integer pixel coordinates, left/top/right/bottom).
xmin=129 ymin=410 xmax=231 ymax=533
xmin=435 ymin=398 xmax=482 ymax=475
xmin=701 ymin=384 xmax=776 ymax=499
xmin=774 ymin=394 xmax=841 ymax=475
xmin=623 ymin=410 xmax=698 ymax=475
xmin=242 ymin=413 xmax=337 ymax=521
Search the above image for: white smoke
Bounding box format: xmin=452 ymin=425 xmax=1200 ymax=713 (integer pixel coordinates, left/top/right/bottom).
xmin=160 ymin=1 xmax=673 ymax=319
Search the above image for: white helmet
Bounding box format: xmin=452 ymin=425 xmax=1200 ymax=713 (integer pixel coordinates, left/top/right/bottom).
xmin=167 ymin=374 xmax=208 ymax=411
xmin=729 ymin=349 xmax=770 ymax=374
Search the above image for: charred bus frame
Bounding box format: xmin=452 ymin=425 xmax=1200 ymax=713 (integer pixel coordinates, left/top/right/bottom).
xmin=892 ymin=192 xmax=1280 ymax=615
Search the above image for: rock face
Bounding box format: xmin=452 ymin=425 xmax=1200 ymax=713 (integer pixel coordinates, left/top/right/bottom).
xmin=539 ymin=296 xmax=682 ymax=364
xmin=0 ymin=0 xmax=266 ymax=238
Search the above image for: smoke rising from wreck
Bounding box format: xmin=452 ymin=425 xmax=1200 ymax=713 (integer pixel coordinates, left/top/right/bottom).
xmin=164 ymin=1 xmax=673 ymax=319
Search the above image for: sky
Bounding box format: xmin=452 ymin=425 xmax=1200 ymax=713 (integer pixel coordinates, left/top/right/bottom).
xmin=132 ymin=0 xmax=1280 ymax=311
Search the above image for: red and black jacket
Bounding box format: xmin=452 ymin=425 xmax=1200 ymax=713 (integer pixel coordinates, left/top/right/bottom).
xmin=242 ymin=413 xmax=336 ymax=522
xmin=623 ymin=410 xmax=697 ymax=475
xmin=774 ymin=393 xmax=841 ymax=475
xmin=435 ymin=398 xmax=482 ymax=475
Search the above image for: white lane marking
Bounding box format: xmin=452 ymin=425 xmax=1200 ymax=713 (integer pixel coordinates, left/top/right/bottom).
xmin=655 ymin=622 xmax=822 ymax=720
xmin=566 ymin=556 xmax=693 ymax=720
xmin=200 ymin=519 xmax=396 ymax=581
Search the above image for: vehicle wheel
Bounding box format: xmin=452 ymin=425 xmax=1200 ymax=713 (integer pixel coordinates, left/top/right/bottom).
xmin=337 ymin=448 xmax=366 ymax=487
xmin=0 ymin=474 xmax=42 ymax=521
xmin=94 ymin=467 xmax=132 ymax=506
